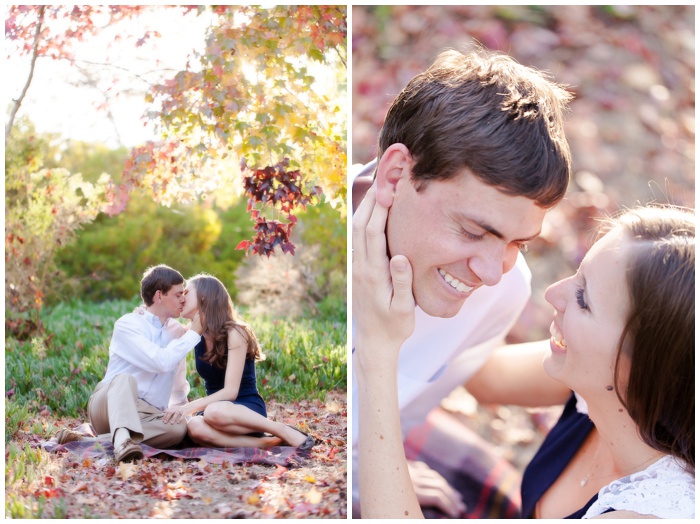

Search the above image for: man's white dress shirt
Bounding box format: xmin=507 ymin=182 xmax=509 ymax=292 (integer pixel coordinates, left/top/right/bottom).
xmin=101 ymin=310 xmax=201 ymax=410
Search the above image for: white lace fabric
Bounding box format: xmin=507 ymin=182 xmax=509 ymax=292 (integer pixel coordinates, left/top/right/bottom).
xmin=583 ymin=455 xmax=695 ymax=519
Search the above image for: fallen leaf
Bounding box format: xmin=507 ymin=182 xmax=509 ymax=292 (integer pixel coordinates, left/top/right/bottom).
xmin=305 ymin=487 xmax=322 ymax=504
xmin=247 ymin=493 xmax=260 ymax=505
xmin=304 ymin=474 xmax=316 ymax=484
xmin=67 ymin=482 xmax=89 ymax=494
xmin=119 ymin=461 xmax=138 ymax=481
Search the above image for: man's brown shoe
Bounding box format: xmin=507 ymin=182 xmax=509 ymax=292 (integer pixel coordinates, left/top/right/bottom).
xmin=114 ymin=438 xmax=143 ymax=463
xmin=56 ymin=428 xmax=84 ymax=445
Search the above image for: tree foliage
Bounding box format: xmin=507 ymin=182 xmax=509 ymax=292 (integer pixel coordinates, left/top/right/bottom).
xmin=124 ymin=5 xmax=347 ymax=252
xmin=7 ymin=5 xmax=347 ymax=257
xmin=4 ymin=6 xmax=347 ymax=324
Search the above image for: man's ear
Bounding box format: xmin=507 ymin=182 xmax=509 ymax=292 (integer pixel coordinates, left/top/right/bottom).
xmin=375 ymin=143 xmax=413 ymax=208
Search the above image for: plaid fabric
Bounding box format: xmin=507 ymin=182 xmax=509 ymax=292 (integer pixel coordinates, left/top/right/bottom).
xmin=43 ymin=423 xmax=303 ymax=468
xmin=404 ymin=407 xmax=522 ymax=519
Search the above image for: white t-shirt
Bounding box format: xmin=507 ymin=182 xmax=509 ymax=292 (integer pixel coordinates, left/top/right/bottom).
xmin=351 ymin=160 xmax=532 ymax=506
xmin=102 ymin=310 xmax=200 ymax=410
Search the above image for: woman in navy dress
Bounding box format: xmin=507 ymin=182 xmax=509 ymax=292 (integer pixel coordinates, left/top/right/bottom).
xmin=355 ymin=203 xmax=694 ymax=518
xmin=162 ymin=274 xmax=314 ymax=451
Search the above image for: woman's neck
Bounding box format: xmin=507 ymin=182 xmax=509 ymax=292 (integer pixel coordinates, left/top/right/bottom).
xmin=585 ymin=394 xmax=664 ymax=478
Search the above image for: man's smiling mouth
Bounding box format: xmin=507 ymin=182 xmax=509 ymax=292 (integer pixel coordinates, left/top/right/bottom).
xmin=439 ymin=268 xmax=474 ymax=293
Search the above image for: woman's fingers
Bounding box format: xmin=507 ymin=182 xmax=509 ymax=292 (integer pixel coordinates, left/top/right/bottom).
xmin=352 ymin=183 xmax=377 ymax=263
xmin=389 ymin=255 xmax=415 ymax=312
xmin=364 ymin=191 xmax=389 ymax=272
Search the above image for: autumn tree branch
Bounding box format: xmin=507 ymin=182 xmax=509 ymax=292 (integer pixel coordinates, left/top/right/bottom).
xmin=5 ymin=6 xmax=45 ymax=141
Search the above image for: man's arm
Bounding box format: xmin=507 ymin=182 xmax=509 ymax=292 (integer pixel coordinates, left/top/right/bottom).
xmin=110 ymin=315 xmax=201 ymax=374
xmin=168 ymin=357 xmax=190 ymax=407
xmin=465 ymin=340 xmax=570 ymax=407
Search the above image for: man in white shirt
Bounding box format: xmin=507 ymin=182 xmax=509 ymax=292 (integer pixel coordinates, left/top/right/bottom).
xmin=58 ymin=265 xmax=203 ymax=463
xmin=352 ymin=48 xmax=573 ymax=516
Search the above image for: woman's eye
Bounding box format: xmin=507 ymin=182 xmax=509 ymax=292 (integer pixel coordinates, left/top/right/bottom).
xmin=575 ymin=287 xmax=589 ymax=310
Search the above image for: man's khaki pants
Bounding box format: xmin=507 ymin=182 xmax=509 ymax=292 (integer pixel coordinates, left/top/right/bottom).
xmin=88 ymin=373 xmax=187 ymax=448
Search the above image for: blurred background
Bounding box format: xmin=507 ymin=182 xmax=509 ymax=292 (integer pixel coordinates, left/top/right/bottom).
xmin=352 ymin=4 xmax=694 ymax=469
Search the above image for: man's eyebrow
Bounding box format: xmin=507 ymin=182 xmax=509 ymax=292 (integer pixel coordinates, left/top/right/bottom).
xmin=458 ymin=213 xmax=541 ymax=243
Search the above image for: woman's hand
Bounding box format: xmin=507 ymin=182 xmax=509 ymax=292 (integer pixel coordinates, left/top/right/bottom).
xmin=354 ymin=184 xmax=423 ymax=519
xmin=352 ymin=183 xmax=415 ymax=370
xmin=189 ymin=312 xmax=203 ymax=335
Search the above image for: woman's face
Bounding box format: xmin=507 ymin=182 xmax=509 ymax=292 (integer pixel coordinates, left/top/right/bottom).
xmin=181 ymin=282 xmax=199 ymax=320
xmin=543 ymin=227 xmax=632 ymax=399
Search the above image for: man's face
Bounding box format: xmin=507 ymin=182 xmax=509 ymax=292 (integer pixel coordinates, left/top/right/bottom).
xmin=157 ymin=283 xmax=186 ymax=319
xmin=383 ymin=168 xmax=547 ymax=318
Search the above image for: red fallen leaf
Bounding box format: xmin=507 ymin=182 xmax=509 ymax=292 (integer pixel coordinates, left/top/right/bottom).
xmin=327 ymin=446 xmax=338 ymax=460
xmin=34 ymin=487 xmax=62 ymax=499
xmin=44 ymin=475 xmax=55 ymax=486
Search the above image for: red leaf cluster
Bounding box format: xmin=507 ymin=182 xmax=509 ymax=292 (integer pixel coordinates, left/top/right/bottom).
xmin=237 ymin=159 xmax=323 ymax=258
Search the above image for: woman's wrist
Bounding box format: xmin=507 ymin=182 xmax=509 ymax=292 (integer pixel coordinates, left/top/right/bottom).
xmin=354 ymin=336 xmax=401 ymax=380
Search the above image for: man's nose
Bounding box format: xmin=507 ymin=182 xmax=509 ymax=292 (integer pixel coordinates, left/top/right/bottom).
xmin=468 ymin=242 xmax=515 ymax=287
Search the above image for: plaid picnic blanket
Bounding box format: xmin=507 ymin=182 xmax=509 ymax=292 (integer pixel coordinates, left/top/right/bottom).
xmin=43 ymin=423 xmax=303 ymax=468
xmin=403 ymin=407 xmax=522 ymax=519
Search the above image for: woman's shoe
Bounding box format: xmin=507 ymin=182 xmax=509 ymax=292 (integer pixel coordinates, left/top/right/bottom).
xmin=286 ymin=424 xmax=316 ymax=452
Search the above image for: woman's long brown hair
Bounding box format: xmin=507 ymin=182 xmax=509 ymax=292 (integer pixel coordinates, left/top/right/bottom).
xmin=188 ymin=274 xmax=262 ymax=368
xmin=609 ymin=206 xmax=694 ymax=472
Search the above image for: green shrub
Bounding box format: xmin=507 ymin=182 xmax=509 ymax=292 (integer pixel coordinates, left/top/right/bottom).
xmin=55 ymin=194 xmax=247 ymax=303
xmin=297 ymin=202 xmax=347 ymax=304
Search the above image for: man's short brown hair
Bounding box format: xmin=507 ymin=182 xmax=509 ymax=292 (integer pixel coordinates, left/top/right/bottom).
xmin=140 ymin=265 xmax=184 ymax=306
xmin=378 ymin=47 xmax=573 ymax=208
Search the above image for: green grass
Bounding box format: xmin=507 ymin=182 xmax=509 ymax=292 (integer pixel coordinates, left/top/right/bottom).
xmin=5 ymin=298 xmax=347 ymax=442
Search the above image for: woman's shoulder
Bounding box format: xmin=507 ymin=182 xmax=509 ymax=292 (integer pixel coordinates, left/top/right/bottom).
xmin=583 ymin=456 xmax=694 ymax=519
xmin=226 ymin=325 xmax=248 ymax=349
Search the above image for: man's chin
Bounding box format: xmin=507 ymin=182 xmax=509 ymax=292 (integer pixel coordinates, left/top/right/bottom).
xmin=415 ymin=297 xmax=465 ymax=319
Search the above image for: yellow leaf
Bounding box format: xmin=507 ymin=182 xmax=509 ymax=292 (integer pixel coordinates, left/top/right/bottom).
xmin=247 ymin=493 xmax=260 ymax=505
xmin=304 ymin=474 xmax=316 ymax=484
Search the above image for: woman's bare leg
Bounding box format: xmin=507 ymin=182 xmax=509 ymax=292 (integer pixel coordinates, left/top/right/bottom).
xmin=187 ymin=416 xmax=282 ymax=448
xmin=202 ymin=402 xmax=309 ymax=447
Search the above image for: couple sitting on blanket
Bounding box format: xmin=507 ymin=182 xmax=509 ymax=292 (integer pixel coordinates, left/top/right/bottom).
xmin=56 ymin=266 xmax=314 ymax=463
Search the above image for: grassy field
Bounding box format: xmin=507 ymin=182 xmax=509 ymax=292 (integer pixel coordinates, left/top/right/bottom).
xmin=5 ymin=298 xmax=347 ymax=518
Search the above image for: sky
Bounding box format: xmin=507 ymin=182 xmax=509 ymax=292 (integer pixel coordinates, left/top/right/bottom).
xmin=4 ymin=7 xmax=213 ymax=149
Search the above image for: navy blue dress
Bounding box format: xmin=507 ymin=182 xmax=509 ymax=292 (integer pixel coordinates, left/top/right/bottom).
xmin=521 ymin=393 xmax=600 ymax=519
xmin=194 ymin=336 xmax=267 ymax=418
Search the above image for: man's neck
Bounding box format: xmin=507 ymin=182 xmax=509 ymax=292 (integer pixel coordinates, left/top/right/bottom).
xmin=145 ymin=306 xmax=170 ymax=326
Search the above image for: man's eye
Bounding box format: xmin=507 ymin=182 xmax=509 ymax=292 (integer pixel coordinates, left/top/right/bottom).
xmin=461 ymin=228 xmax=483 ymax=241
